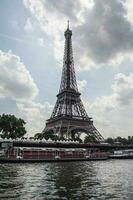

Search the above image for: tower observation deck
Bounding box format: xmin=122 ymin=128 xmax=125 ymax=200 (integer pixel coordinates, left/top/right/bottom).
xmin=42 ymin=22 xmax=104 ymax=141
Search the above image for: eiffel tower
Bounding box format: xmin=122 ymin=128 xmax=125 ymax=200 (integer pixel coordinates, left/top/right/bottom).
xmin=43 ymin=22 xmax=104 ymax=141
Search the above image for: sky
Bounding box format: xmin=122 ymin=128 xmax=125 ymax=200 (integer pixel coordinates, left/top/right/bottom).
xmin=0 ymin=0 xmax=133 ymax=138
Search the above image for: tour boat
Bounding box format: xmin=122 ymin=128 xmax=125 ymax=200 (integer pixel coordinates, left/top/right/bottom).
xmin=0 ymin=147 xmax=109 ymax=163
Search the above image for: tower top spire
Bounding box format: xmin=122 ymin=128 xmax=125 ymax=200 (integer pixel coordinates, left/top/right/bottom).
xmin=64 ymin=20 xmax=72 ymax=37
xmin=67 ymin=20 xmax=69 ymax=29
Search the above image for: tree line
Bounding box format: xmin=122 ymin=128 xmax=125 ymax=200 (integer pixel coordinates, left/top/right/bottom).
xmin=105 ymin=136 xmax=133 ymax=145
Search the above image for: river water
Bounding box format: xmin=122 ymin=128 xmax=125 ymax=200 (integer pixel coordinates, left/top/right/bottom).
xmin=0 ymin=160 xmax=133 ymax=200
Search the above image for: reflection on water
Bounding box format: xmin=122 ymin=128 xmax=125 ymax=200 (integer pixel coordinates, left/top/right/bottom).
xmin=0 ymin=164 xmax=24 ymax=199
xmin=0 ymin=160 xmax=133 ymax=199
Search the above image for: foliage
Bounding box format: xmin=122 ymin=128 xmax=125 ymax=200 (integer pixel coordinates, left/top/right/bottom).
xmin=0 ymin=114 xmax=26 ymax=139
xmin=106 ymin=137 xmax=114 ymax=144
xmin=105 ymin=136 xmax=133 ymax=145
xmin=34 ymin=131 xmax=59 ymax=141
xmin=84 ymin=134 xmax=96 ymax=143
xmin=45 ymin=131 xmax=59 ymax=141
xmin=34 ymin=132 xmax=83 ymax=141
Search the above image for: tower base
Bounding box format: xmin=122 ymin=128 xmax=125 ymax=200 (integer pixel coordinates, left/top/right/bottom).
xmin=43 ymin=116 xmax=103 ymax=141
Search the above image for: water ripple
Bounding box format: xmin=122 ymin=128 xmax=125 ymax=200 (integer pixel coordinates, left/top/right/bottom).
xmin=0 ymin=160 xmax=133 ymax=199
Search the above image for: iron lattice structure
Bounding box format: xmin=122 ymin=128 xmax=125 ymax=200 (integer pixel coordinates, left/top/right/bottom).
xmin=43 ymin=23 xmax=104 ymax=141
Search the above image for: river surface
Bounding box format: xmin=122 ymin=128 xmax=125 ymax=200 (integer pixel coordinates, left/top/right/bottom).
xmin=0 ymin=160 xmax=133 ymax=200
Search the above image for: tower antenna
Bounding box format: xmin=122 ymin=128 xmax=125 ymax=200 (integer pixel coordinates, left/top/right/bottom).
xmin=67 ymin=20 xmax=69 ymax=29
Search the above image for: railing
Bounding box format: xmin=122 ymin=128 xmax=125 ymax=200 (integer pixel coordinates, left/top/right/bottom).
xmin=0 ymin=139 xmax=133 ymax=150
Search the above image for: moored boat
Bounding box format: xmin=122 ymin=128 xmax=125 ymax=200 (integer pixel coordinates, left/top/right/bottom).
xmin=109 ymin=149 xmax=133 ymax=159
xmin=0 ymin=146 xmax=109 ymax=163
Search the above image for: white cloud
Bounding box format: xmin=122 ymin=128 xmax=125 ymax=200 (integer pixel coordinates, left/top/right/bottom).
xmin=23 ymin=0 xmax=82 ymax=63
xmin=112 ymin=73 xmax=133 ymax=106
xmin=16 ymin=101 xmax=53 ymax=135
xmin=112 ymin=73 xmax=133 ymax=93
xmin=86 ymin=73 xmax=133 ymax=111
xmin=11 ymin=20 xmax=19 ymax=30
xmin=24 ymin=18 xmax=34 ymax=32
xmin=23 ymin=0 xmax=133 ymax=70
xmin=0 ymin=50 xmax=54 ymax=136
xmin=77 ymin=80 xmax=87 ymax=92
xmin=37 ymin=38 xmax=44 ymax=47
xmin=74 ymin=0 xmax=133 ymax=66
xmin=125 ymin=0 xmax=133 ymax=25
xmin=86 ymin=94 xmax=118 ymax=112
xmin=0 ymin=50 xmax=38 ymax=101
xmin=83 ymin=72 xmax=133 ymax=138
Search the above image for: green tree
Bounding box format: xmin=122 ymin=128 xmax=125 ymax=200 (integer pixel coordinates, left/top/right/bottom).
xmin=128 ymin=136 xmax=133 ymax=145
xmin=34 ymin=131 xmax=59 ymax=141
xmin=0 ymin=114 xmax=26 ymax=139
xmin=105 ymin=137 xmax=114 ymax=144
xmin=84 ymin=134 xmax=96 ymax=143
xmin=114 ymin=136 xmax=128 ymax=145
